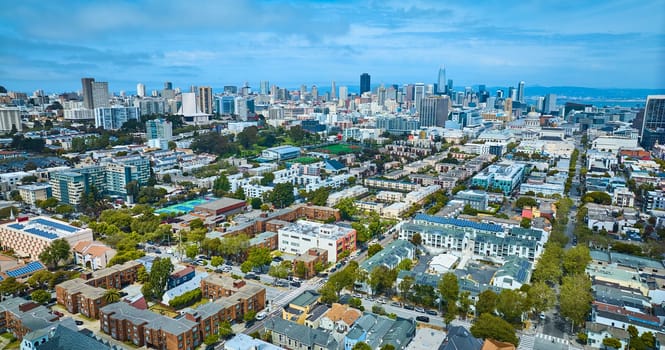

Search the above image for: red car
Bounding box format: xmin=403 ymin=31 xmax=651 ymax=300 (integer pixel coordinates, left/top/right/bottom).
xmin=53 ymin=311 xmax=64 ymax=317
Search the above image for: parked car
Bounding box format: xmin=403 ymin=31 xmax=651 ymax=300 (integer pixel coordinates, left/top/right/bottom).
xmin=256 ymin=311 xmax=268 ymax=320
xmin=415 ymin=307 xmax=426 ymax=313
xmin=53 ymin=311 xmax=64 ymax=317
xmin=377 ymin=298 xmax=387 ymax=304
xmin=75 ymin=320 xmax=84 ymax=326
xmin=390 ymin=301 xmax=402 ymax=307
xmin=403 ymin=304 xmax=414 ymax=310
xmin=272 ymin=256 xmax=283 ymax=262
xmin=290 ymin=281 xmax=301 ymax=288
xmin=352 ymin=293 xmax=362 ymax=298
xmin=245 ymin=273 xmax=259 ymax=280
xmin=416 ymin=315 xmax=430 ymax=323
xmin=426 ymin=310 xmax=438 ymax=316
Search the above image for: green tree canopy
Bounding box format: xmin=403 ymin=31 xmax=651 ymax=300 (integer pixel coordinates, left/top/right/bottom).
xmin=476 ymin=290 xmax=498 ymax=316
xmin=470 ymin=313 xmax=519 ymax=346
xmin=268 ymin=182 xmax=295 ymax=208
xmin=31 ymin=290 xmax=51 ymax=304
xmin=39 ymin=239 xmax=71 ymax=269
xmin=560 ymin=274 xmax=593 ymax=330
xmin=367 ymin=243 xmax=383 ymax=257
xmin=438 ymin=272 xmax=459 ymax=305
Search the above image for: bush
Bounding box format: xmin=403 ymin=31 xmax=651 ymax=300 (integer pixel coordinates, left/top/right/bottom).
xmin=168 ymin=289 xmax=202 ymax=309
xmin=372 ymin=305 xmax=386 ymax=315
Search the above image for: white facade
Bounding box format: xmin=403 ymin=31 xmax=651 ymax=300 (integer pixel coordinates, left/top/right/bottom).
xmin=327 ymin=185 xmax=368 ymax=206
xmin=94 ymin=106 xmax=139 ymax=130
xmin=592 ymin=135 xmax=639 ymax=155
xmin=63 ymin=108 xmax=94 ymax=121
xmin=277 ymin=220 xmax=356 ymax=263
xmin=0 ymin=108 xmax=22 ymax=133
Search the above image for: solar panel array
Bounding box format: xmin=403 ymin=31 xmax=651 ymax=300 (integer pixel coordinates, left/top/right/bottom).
xmin=32 ymin=218 xmax=78 ymax=233
xmin=8 ymin=223 xmax=24 ymax=230
xmin=25 ymin=228 xmax=58 ymax=239
xmin=516 ymin=259 xmax=531 ymax=282
xmin=6 ymin=261 xmax=46 ymax=278
xmin=415 ymin=214 xmax=504 ymax=233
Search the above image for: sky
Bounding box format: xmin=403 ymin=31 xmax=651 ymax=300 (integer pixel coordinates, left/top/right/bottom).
xmin=1 ymin=0 xmax=664 ymax=93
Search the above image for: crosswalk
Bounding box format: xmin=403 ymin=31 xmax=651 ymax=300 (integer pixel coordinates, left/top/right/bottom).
xmin=518 ymin=333 xmax=577 ymax=350
xmin=271 ymin=278 xmax=325 ymax=308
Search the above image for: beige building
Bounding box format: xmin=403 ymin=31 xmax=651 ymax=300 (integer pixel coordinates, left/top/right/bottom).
xmin=17 ymin=184 xmax=51 ymax=207
xmin=73 ymin=241 xmax=116 ymax=270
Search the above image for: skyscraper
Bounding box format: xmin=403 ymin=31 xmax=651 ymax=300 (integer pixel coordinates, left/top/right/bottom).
xmin=339 ymin=86 xmax=348 ymax=106
xmin=260 ymin=81 xmax=269 ymax=95
xmin=543 ymin=93 xmax=557 ymax=114
xmin=81 ymin=77 xmax=95 ymax=109
xmin=437 ymin=66 xmax=446 ymax=94
xmin=331 ymin=81 xmax=337 ymax=100
xmin=146 ymin=118 xmax=173 ymax=140
xmin=198 ymin=86 xmax=213 ymax=114
xmin=360 ymin=73 xmax=371 ymax=95
xmin=419 ymin=96 xmax=450 ymax=127
xmin=311 ymin=85 xmax=318 ymax=101
xmin=414 ymin=83 xmax=425 ymax=112
xmin=517 ymin=81 xmax=525 ymax=103
xmin=136 ymin=83 xmax=145 ymax=98
xmin=91 ymin=81 xmax=110 ymax=108
xmin=640 ymin=95 xmax=665 ymax=150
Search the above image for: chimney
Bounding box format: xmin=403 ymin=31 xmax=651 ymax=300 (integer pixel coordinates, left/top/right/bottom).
xmin=233 ymin=280 xmax=246 ymax=289
xmin=19 ymin=302 xmax=39 ymax=313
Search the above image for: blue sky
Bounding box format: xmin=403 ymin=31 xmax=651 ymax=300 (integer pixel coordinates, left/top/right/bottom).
xmin=1 ymin=0 xmax=664 ymax=93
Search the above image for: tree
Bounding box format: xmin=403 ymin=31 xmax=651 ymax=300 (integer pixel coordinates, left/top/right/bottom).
xmin=250 ymin=197 xmax=262 ymax=209
xmin=369 ymin=266 xmax=397 ymax=296
xmin=204 ymin=334 xmax=220 ymax=347
xmin=367 ymin=244 xmax=383 ymax=257
xmin=0 ymin=277 xmax=27 ymax=296
xmin=55 ymin=204 xmax=75 ymax=216
xmin=288 ymin=125 xmax=306 ymax=143
xmin=269 ymin=261 xmax=291 ymax=279
xmin=211 ymin=256 xmax=224 ymax=267
xmin=319 ymin=283 xmax=339 ymax=304
xmin=581 ymin=191 xmax=612 ymax=205
xmin=103 ymin=288 xmax=121 ymax=304
xmin=137 ymin=265 xmax=149 ymax=283
xmin=294 ymin=261 xmax=307 ymax=278
xmin=520 ymin=218 xmax=532 ymax=228
xmin=476 ymin=290 xmax=498 ymax=316
xmin=527 ymin=281 xmax=556 ymax=316
xmin=162 ymin=174 xmax=172 ymax=183
xmin=601 ymin=337 xmax=622 ymax=349
xmin=31 ymin=290 xmax=51 ymax=304
xmin=142 ymin=257 xmax=174 ymax=301
xmin=438 ymin=272 xmax=459 ymax=306
xmin=39 ymin=239 xmax=71 ymax=269
xmin=37 ymin=197 xmax=59 ymax=210
xmin=125 ymin=180 xmax=140 ymax=199
xmin=396 ymin=258 xmax=412 ymax=272
xmin=410 ymin=233 xmax=422 ymax=246
xmin=562 ymin=245 xmax=591 ymax=276
xmin=246 ymin=247 xmax=272 ymax=271
xmin=335 ymin=197 xmax=357 ymax=220
xmin=260 ymin=172 xmax=274 ymax=186
xmin=237 ymin=126 xmax=259 ymax=149
xmin=186 ymin=244 xmax=198 ymax=260
xmin=243 ymin=310 xmax=257 ymax=323
xmin=213 ymin=175 xmax=231 ymax=196
xmin=398 ymin=276 xmax=414 ymax=299
xmin=515 ymin=196 xmax=538 ymax=208
xmin=470 ymin=313 xmax=519 ymax=346
xmin=9 ymin=190 xmax=22 ymax=202
xmin=352 ymin=342 xmax=372 ymax=350
xmin=380 ymin=345 xmax=395 ymax=350
xmin=496 ymin=289 xmax=527 ymax=324
xmin=305 ymin=187 xmax=330 ymax=206
xmin=268 ymin=182 xmax=295 ymax=208
xmin=219 ymin=321 xmax=233 ymax=339
xmin=559 ymin=274 xmax=593 ymax=330
xmin=444 ymin=302 xmax=457 ymax=325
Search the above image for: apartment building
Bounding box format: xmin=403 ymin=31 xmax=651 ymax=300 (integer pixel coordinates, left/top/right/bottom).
xmin=278 ymin=220 xmax=356 ymax=263
xmin=55 ymin=278 xmax=107 ymax=319
xmin=0 ymin=297 xmax=59 ymax=340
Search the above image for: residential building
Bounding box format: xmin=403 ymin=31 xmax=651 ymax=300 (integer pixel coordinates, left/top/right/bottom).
xmin=278 ymin=220 xmax=356 ymax=263
xmin=319 ymin=303 xmax=362 ymax=333
xmin=344 ymin=313 xmax=416 ymax=350
xmin=91 ymin=81 xmax=110 ymax=108
xmin=168 ymin=266 xmax=195 ymax=289
xmin=224 ymin=333 xmax=283 ymax=350
xmin=419 ymin=95 xmax=450 ymax=127
xmin=146 ymin=118 xmax=173 ymax=140
xmin=81 ymin=77 xmax=95 ymax=109
xmin=72 ymin=241 xmax=116 ymax=270
xmin=94 ymin=106 xmax=139 ymax=130
xmin=199 ymin=275 xmax=266 ymax=319
xmin=293 ymin=248 xmax=328 ymax=279
xmin=454 ymin=190 xmax=489 ymax=211
xmin=265 ymin=316 xmax=339 ymax=350
xmin=0 ymin=107 xmax=22 ymax=133
xmin=640 ymin=95 xmax=665 ymax=150
xmin=584 ymin=322 xmax=630 ymax=350
xmin=470 ymin=162 xmax=526 ymax=195
xmin=0 ymin=216 xmax=93 ymax=260
xmin=327 ymin=185 xmax=368 ymax=206
xmin=440 ymin=326 xmax=483 ymax=350
xmin=282 ymin=290 xmax=320 ymax=325
xmin=17 ymin=184 xmax=51 ymax=207
xmin=63 ymin=108 xmax=95 ymax=121
xmin=490 ymin=256 xmax=532 ymax=290
xmin=360 ymin=73 xmax=371 ymax=95
xmin=20 ymin=322 xmax=112 ymax=350
xmin=0 ymin=297 xmax=59 ymax=340
xmin=360 ymin=240 xmax=416 ymax=273
xmin=198 ymin=86 xmax=213 ymax=115
xmin=55 ymin=279 xmax=107 ymax=319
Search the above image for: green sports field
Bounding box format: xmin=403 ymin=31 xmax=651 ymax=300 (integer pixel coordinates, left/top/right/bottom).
xmin=314 ymin=144 xmax=362 ymax=155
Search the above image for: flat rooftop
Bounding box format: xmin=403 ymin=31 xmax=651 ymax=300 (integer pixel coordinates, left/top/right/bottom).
xmin=279 ymin=220 xmax=354 ymax=239
xmin=3 ymin=216 xmax=87 ymax=240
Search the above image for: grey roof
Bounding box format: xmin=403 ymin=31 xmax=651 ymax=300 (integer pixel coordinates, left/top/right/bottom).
xmin=36 ymin=324 xmax=114 ymax=350
xmin=100 ymin=302 xmax=160 ymax=325
xmin=360 ymin=240 xmax=415 ymax=272
xmin=145 ymin=315 xmax=197 ymax=336
xmin=439 ymin=326 xmax=483 ymax=350
xmin=0 ymin=297 xmax=58 ymax=332
xmin=346 ymin=313 xmax=416 ymax=350
xmin=264 ymin=317 xmax=338 ymax=349
xmin=306 ymin=304 xmax=329 ymax=322
xmin=289 ymin=290 xmax=320 ymax=308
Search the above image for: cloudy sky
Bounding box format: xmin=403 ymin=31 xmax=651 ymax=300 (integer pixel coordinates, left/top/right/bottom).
xmin=1 ymin=0 xmax=664 ymax=93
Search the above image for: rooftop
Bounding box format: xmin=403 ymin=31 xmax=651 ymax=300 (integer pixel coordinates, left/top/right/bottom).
xmin=3 ymin=216 xmax=88 ymax=240
xmin=279 ymin=220 xmax=354 ymax=239
xmin=264 ymin=317 xmax=338 ymax=349
xmin=289 ymin=290 xmax=320 ymax=308
xmin=413 ymin=214 xmax=504 ymax=233
xmin=194 ymin=197 xmax=246 ymax=212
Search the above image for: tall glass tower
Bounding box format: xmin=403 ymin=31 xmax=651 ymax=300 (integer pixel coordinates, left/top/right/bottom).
xmin=360 ymin=73 xmax=371 ymax=94
xmin=437 ymin=66 xmax=446 ymax=94
xmin=640 ymin=95 xmax=665 ymax=150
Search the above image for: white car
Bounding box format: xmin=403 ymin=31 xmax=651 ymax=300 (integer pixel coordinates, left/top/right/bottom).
xmin=256 ymin=311 xmax=268 ymax=320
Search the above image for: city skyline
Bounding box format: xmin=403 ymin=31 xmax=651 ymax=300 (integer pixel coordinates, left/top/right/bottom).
xmin=1 ymin=0 xmax=664 ymax=92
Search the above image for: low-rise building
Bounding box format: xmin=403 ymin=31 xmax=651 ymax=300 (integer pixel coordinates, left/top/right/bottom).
xmin=16 ymin=184 xmax=52 ymax=207
xmin=0 ymin=216 xmax=93 ymax=260
xmin=264 ymin=316 xmax=338 ymax=350
xmin=55 ymin=278 xmax=107 ymax=319
xmin=282 ymin=290 xmax=320 ymax=325
xmin=293 ymin=248 xmax=328 ymax=279
xmin=319 ymin=303 xmax=362 ymax=333
xmin=278 ymin=220 xmax=356 ymax=263
xmin=454 ymin=190 xmax=489 ymax=211
xmin=344 ymin=313 xmax=416 ymax=350
xmin=72 ymin=241 xmax=116 ymax=270
xmin=0 ymin=297 xmax=59 ymax=340
xmin=360 ymin=240 xmax=416 ymax=274
xmin=224 ymin=333 xmax=283 ymax=350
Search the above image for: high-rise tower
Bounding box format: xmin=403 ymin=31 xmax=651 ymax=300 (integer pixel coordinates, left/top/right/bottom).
xmin=81 ymin=77 xmax=95 ymax=109
xmin=136 ymin=83 xmax=145 ymax=98
xmin=419 ymin=95 xmax=450 ymax=127
xmin=640 ymin=95 xmax=665 ymax=150
xmin=197 ymin=86 xmax=213 ymax=114
xmin=517 ymin=81 xmax=525 ymax=103
xmin=414 ymin=83 xmax=425 ymax=112
xmin=91 ymin=81 xmax=109 ymax=108
xmin=331 ymin=81 xmax=337 ymax=100
xmin=437 ymin=66 xmax=446 ymax=94
xmin=360 ymin=73 xmax=371 ymax=95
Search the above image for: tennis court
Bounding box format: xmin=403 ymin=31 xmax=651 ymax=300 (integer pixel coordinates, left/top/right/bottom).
xmin=156 ymin=197 xmax=217 ymax=215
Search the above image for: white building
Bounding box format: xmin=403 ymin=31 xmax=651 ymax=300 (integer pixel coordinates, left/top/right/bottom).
xmin=592 ymin=135 xmax=639 ymax=155
xmin=326 ymin=185 xmax=368 ymax=206
xmin=94 ymin=106 xmax=139 ymax=130
xmin=63 ymin=108 xmax=94 ymax=121
xmin=277 ymin=220 xmax=356 ymax=263
xmin=0 ymin=108 xmax=22 ymax=133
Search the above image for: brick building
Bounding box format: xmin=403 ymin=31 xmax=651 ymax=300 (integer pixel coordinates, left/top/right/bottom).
xmin=293 ymin=248 xmax=328 ymax=279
